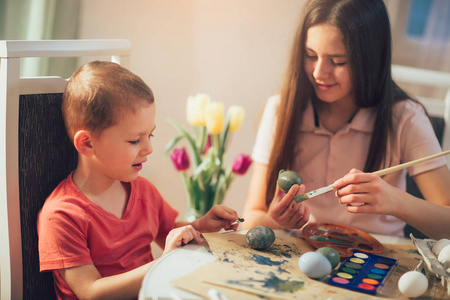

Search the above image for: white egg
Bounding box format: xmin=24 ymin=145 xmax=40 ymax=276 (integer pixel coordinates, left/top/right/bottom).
xmin=298 ymin=251 xmax=332 ymax=279
xmin=437 ymin=244 xmax=450 ymax=269
xmin=398 ymin=271 xmax=428 ymax=298
xmin=432 ymin=238 xmax=450 ymax=256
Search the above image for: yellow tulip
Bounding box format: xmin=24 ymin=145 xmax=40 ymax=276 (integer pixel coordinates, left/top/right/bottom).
xmin=205 ymin=102 xmax=224 ymax=134
xmin=226 ymin=105 xmax=245 ymax=132
xmin=186 ymin=94 xmax=211 ymax=126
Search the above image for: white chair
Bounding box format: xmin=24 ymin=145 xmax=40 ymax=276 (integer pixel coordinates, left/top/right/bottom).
xmin=0 ymin=39 xmax=131 ymax=300
xmin=392 ymin=64 xmax=450 ymax=156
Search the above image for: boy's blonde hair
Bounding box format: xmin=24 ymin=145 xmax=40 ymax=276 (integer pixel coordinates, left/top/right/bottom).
xmin=62 ymin=61 xmax=154 ymax=141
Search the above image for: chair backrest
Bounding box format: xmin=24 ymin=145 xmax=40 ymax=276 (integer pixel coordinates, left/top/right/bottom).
xmin=392 ymin=64 xmax=450 ymax=155
xmin=392 ymin=64 xmax=450 ymax=238
xmin=0 ymin=39 xmax=131 ymax=300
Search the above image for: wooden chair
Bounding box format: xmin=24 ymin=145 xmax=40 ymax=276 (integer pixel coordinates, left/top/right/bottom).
xmin=392 ymin=64 xmax=450 ymax=238
xmin=0 ymin=39 xmax=131 ymax=300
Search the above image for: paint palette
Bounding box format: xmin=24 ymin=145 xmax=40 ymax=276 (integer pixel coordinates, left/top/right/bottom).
xmin=302 ymin=223 xmax=384 ymax=257
xmin=327 ymin=252 xmax=397 ymax=295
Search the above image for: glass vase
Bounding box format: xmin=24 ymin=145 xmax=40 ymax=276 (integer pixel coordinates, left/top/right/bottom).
xmin=183 ymin=187 xmax=227 ymax=222
xmin=184 ymin=205 xmax=207 ymax=223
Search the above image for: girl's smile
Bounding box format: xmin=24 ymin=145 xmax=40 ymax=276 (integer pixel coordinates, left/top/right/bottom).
xmin=316 ymin=83 xmax=337 ymax=91
xmin=304 ymin=23 xmax=354 ymax=106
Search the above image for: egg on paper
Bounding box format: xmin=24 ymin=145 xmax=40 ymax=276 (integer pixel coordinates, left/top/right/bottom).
xmin=398 ymin=271 xmax=428 ymax=298
xmin=298 ymin=251 xmax=332 ymax=279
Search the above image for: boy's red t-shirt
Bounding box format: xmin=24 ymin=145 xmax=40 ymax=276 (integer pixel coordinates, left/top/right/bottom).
xmin=37 ymin=173 xmax=178 ymax=299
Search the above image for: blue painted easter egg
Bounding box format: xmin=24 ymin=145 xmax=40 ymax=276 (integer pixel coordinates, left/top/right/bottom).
xmin=298 ymin=251 xmax=332 ymax=279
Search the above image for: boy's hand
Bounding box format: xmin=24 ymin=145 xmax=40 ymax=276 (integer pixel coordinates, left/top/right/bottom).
xmin=193 ymin=204 xmax=239 ymax=233
xmin=163 ymin=225 xmax=203 ymax=255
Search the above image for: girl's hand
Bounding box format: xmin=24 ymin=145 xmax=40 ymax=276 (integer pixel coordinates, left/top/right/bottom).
xmin=163 ymin=225 xmax=203 ymax=255
xmin=266 ymin=184 xmax=310 ymax=229
xmin=194 ymin=204 xmax=239 ymax=233
xmin=333 ymin=169 xmax=401 ymax=215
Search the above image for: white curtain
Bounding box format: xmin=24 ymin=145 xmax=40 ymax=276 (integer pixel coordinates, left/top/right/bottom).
xmin=0 ymin=0 xmax=80 ymax=77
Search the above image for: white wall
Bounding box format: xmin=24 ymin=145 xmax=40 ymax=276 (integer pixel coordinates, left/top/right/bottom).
xmin=78 ymin=0 xmax=303 ymax=220
xmin=77 ymin=3 xmax=449 ymax=260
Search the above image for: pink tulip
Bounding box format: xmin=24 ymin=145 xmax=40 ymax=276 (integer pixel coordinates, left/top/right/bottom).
xmin=170 ymin=148 xmax=190 ymax=171
xmin=231 ymin=154 xmax=252 ymax=175
xmin=203 ymin=134 xmax=211 ymax=154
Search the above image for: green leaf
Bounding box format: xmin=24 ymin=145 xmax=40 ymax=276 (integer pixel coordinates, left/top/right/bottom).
xmin=168 ymin=118 xmax=201 ymax=166
xmin=212 ymin=173 xmax=227 ymax=206
xmin=193 ymin=149 xmax=221 ymax=183
xmin=224 ymin=168 xmax=234 ymax=189
xmin=198 ymin=126 xmax=208 ymax=157
xmin=220 ymin=120 xmax=230 ymax=160
xmin=183 ymin=173 xmax=201 ymax=209
xmin=164 ymin=135 xmax=184 ymax=157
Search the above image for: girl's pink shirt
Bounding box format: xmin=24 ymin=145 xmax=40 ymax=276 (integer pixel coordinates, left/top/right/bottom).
xmin=253 ymin=95 xmax=445 ymax=236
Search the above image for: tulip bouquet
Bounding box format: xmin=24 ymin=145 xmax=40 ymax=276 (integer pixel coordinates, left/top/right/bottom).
xmin=165 ymin=93 xmax=252 ymax=221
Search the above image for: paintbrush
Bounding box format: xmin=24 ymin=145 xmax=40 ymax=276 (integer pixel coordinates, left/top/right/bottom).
xmin=293 ymin=149 xmax=450 ymax=203
xmin=231 ymin=217 xmax=245 ymax=225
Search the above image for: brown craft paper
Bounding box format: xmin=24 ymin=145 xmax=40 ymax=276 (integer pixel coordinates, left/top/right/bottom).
xmin=171 ymin=232 xmax=444 ymax=299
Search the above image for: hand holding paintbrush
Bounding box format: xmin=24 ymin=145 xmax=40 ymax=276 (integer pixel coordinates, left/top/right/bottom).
xmin=289 ymin=150 xmax=450 ymax=203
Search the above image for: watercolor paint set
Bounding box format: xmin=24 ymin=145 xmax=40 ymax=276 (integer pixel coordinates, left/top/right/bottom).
xmin=327 ymin=252 xmax=398 ymax=295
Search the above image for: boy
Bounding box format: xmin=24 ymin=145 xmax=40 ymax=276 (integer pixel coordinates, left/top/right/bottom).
xmin=37 ymin=61 xmax=239 ymax=300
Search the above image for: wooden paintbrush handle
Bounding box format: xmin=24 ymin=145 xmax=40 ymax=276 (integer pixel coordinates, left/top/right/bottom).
xmin=374 ymin=150 xmax=450 ymax=176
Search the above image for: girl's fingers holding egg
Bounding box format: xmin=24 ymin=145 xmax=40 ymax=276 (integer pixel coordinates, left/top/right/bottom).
xmin=289 ymin=199 xmax=304 ymax=215
xmin=285 ymin=201 xmax=308 ymax=227
xmin=294 ymin=203 xmax=310 ymax=227
xmin=295 ymin=183 xmax=306 ymax=195
xmin=295 ymin=212 xmax=310 ymax=228
xmin=274 ymin=184 xmax=301 ymax=214
xmin=285 ymin=184 xmax=302 ymax=200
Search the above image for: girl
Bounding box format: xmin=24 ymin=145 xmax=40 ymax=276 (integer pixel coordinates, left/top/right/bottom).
xmin=243 ymin=0 xmax=450 ymax=237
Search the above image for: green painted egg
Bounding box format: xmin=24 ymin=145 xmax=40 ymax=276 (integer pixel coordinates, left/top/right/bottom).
xmin=246 ymin=226 xmax=276 ymax=250
xmin=277 ymin=170 xmax=303 ymax=193
xmin=316 ymin=246 xmax=340 ymax=269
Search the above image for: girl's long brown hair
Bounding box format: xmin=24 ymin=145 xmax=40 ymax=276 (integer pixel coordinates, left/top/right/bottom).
xmin=265 ymin=0 xmax=412 ymax=206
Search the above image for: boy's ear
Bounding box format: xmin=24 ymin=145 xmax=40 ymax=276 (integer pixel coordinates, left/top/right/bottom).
xmin=73 ymin=130 xmax=95 ymax=156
